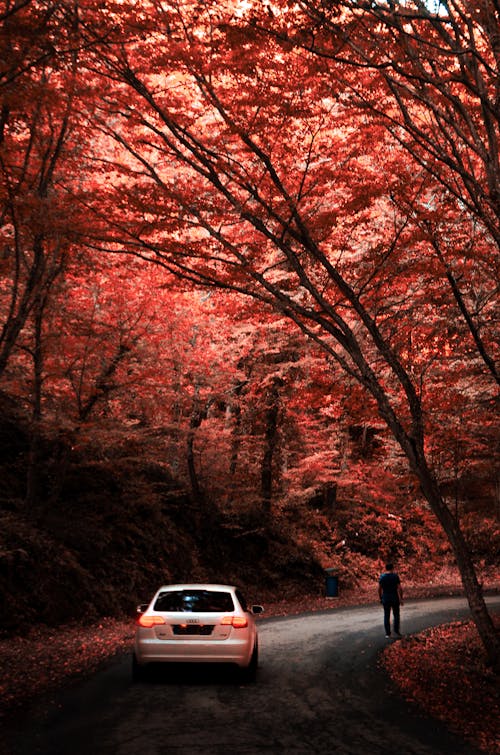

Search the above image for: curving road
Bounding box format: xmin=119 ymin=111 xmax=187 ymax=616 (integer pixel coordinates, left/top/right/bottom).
xmin=5 ymin=596 xmax=499 ymax=755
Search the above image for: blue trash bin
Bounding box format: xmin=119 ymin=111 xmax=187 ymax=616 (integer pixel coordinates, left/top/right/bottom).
xmin=325 ymin=569 xmax=339 ymax=598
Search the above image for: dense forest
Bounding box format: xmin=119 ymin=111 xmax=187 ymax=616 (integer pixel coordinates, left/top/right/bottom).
xmin=1 ymin=380 xmax=496 ymax=634
xmin=0 ymin=0 xmax=498 ymax=665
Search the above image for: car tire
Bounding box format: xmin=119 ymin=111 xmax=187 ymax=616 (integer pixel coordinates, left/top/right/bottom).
xmin=132 ymin=653 xmax=146 ymax=682
xmin=240 ymin=642 xmax=258 ymax=683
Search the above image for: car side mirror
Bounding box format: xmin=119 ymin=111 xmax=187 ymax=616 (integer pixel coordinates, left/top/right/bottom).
xmin=136 ymin=604 xmax=149 ymax=614
xmin=251 ymin=605 xmax=264 ymax=615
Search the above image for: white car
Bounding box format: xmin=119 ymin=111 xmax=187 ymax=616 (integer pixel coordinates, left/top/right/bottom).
xmin=133 ymin=584 xmax=264 ymax=681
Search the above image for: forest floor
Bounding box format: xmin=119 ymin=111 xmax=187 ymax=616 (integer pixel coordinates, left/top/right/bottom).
xmin=1 ymin=584 xmax=499 ymax=754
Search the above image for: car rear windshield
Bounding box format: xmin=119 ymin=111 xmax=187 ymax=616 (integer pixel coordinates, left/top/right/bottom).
xmin=154 ymin=589 xmax=235 ymax=613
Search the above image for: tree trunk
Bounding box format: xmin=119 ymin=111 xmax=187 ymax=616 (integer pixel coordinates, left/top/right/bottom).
xmin=25 ymin=292 xmax=45 ymax=508
xmin=261 ymin=379 xmax=282 ymax=510
xmin=229 ymin=402 xmax=242 ymax=477
xmin=186 ymin=428 xmax=201 ymax=503
xmin=186 ymin=398 xmax=211 ymax=505
xmin=418 ymin=464 xmax=500 ymax=671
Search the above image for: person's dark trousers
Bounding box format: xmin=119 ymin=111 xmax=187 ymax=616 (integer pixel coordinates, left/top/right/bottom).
xmin=383 ymin=600 xmax=400 ymax=635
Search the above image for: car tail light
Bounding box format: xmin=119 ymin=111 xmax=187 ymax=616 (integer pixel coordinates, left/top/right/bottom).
xmin=221 ymin=616 xmax=248 ymax=628
xmin=136 ymin=614 xmax=166 ymax=628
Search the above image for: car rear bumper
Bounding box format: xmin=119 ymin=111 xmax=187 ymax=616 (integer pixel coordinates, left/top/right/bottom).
xmin=134 ymin=636 xmax=254 ymax=667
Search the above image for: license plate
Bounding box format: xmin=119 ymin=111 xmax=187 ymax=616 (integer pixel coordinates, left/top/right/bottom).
xmin=173 ymin=625 xmax=214 ymax=636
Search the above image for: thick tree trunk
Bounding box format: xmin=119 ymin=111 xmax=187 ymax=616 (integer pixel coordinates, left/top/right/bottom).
xmin=418 ymin=464 xmax=500 ymax=671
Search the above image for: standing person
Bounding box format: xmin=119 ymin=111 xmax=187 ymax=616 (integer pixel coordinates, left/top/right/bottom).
xmin=378 ymin=563 xmax=404 ymax=638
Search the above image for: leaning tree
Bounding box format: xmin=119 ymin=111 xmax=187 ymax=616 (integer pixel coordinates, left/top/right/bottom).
xmin=77 ymin=0 xmax=499 ymax=667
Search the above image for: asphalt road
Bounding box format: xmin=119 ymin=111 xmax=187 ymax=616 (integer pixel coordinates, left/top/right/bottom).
xmin=4 ymin=596 xmax=499 ymax=755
